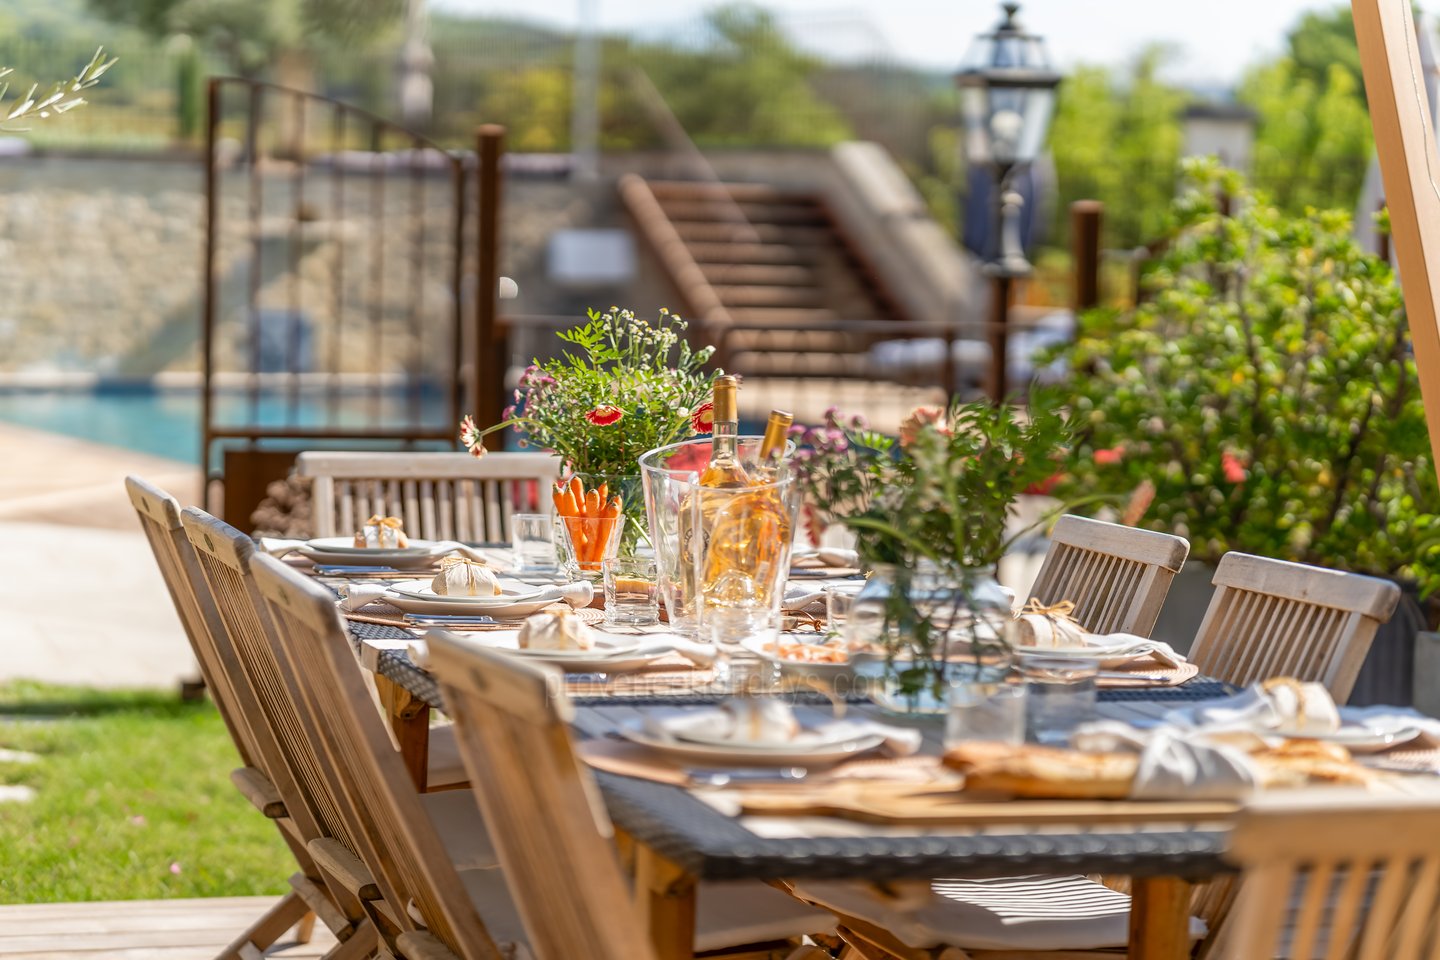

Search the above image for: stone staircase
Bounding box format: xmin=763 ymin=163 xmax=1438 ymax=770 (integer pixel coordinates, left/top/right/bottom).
xmin=620 ymin=176 xmax=915 ymax=379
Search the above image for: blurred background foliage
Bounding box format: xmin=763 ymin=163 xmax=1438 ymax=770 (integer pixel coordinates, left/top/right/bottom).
xmin=0 ymin=0 xmax=1374 ymax=272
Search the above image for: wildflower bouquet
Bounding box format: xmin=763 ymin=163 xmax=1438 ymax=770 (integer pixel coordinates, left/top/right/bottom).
xmin=461 ymin=307 xmax=719 ymax=551
xmin=791 ymin=399 xmax=1071 ymax=698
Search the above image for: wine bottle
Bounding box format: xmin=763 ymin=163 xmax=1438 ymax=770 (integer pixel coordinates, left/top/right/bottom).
xmin=699 ymin=375 xmax=750 ymax=488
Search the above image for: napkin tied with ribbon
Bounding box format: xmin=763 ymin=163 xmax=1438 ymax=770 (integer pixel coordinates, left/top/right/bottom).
xmin=1014 ymin=598 xmax=1185 ymax=667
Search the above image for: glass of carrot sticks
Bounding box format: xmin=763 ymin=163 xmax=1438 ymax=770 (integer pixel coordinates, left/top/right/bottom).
xmin=553 ymin=475 xmax=626 ymax=582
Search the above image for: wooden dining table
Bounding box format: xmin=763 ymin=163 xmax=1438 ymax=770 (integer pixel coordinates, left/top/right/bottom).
xmin=343 ymin=612 xmax=1244 ymax=960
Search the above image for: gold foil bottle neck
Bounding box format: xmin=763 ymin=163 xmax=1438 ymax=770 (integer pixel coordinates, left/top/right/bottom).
xmin=713 ymin=376 xmax=739 ymax=422
xmin=759 ymin=410 xmax=793 ymax=458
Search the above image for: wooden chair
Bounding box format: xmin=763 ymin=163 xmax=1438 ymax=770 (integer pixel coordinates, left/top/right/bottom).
xmin=1029 ymin=515 xmax=1190 ymax=637
xmin=297 ymin=450 xmax=562 ymax=542
xmin=1212 ymin=793 xmax=1440 ymax=959
xmin=250 ymin=552 xmax=509 ymax=960
xmin=181 ymin=506 xmax=389 ymax=960
xmin=426 ymin=630 xmax=840 ymax=960
xmin=1187 ymin=552 xmax=1402 ymax=703
xmin=125 ymin=476 xmax=352 ymax=958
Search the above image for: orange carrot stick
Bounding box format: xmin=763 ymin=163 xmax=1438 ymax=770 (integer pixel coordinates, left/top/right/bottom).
xmin=597 ymin=481 xmax=609 ymax=505
xmin=568 ymin=476 xmax=583 ymax=511
xmin=584 ymin=489 xmax=600 ymax=518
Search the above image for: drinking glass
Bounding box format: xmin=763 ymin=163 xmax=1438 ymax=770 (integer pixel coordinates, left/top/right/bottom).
xmin=1019 ymin=656 xmax=1098 ymax=744
xmin=945 ymin=681 xmax=1027 ymax=747
xmin=557 ymin=513 xmax=623 ymax=582
xmin=712 ymin=650 xmax=781 ymax=695
xmin=824 ymin=585 xmax=858 ymax=635
xmin=602 ymin=557 xmax=660 ymax=627
xmin=510 ymin=513 xmax=558 ymax=575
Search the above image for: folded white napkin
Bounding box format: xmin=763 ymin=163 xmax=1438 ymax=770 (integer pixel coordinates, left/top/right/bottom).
xmin=1071 ymin=720 xmax=1260 ymax=800
xmin=792 ymin=548 xmax=860 ymax=569
xmin=644 ymin=706 xmax=921 ymax=757
xmin=337 ymin=580 xmax=595 ymax=613
xmin=1338 ymin=705 xmax=1440 ymax=748
xmin=1165 ymin=681 xmax=1340 ymax=736
xmin=258 ymin=537 xmax=307 ymax=557
xmin=411 ymin=629 xmax=717 ymax=669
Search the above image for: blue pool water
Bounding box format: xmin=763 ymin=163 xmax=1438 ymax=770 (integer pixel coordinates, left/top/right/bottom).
xmin=0 ymin=389 xmax=453 ymax=465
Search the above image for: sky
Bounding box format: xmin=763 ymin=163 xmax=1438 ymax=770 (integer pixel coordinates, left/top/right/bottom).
xmin=433 ymin=0 xmax=1340 ymax=86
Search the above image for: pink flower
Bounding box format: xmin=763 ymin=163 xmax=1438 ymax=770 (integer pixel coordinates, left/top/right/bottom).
xmin=898 ymin=406 xmax=946 ymax=448
xmin=169 ymin=862 xmax=182 ymax=875
xmin=1093 ymin=446 xmax=1123 ymax=466
xmin=1221 ymin=451 xmax=1247 ymax=484
xmin=459 ymin=414 xmax=487 ymax=459
xmin=690 ymin=401 xmax=714 ymax=434
xmin=585 ymin=404 xmax=624 ymax=427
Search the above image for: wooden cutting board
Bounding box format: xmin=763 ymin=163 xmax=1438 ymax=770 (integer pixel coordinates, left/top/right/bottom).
xmin=734 ymin=781 xmax=1239 ymax=827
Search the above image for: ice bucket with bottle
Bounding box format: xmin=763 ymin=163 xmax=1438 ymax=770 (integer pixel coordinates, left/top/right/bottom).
xmin=639 ymin=438 xmax=800 ymax=638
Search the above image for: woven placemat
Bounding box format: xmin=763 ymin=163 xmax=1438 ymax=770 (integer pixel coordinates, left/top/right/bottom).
xmin=342 ymin=601 xmax=605 ymax=631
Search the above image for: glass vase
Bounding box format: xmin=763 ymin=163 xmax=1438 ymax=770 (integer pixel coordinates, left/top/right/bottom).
xmin=639 ymin=437 xmax=798 ymax=638
xmin=855 ymin=562 xmax=1016 ymax=715
xmin=564 ymin=471 xmax=648 ymax=560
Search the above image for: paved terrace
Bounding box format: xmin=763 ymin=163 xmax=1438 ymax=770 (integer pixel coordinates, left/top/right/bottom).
xmin=0 ymin=422 xmax=199 ymax=688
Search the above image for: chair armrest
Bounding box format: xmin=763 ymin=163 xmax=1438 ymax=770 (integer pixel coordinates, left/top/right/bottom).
xmin=396 ymin=930 xmax=461 ymax=960
xmin=306 ymin=837 xmax=381 ymax=902
xmin=230 ymin=767 xmax=286 ymax=819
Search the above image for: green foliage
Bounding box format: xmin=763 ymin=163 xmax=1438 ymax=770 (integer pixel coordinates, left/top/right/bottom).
xmin=1240 ymin=46 xmax=1372 ymax=215
xmin=793 ymin=399 xmax=1071 ymax=572
xmin=84 ymin=0 xmax=400 ymax=74
xmin=0 ymin=682 xmax=290 ymax=902
xmin=466 ymin=307 xmax=717 ymax=478
xmin=1047 ymin=48 xmax=1184 ymax=249
xmin=1048 ymin=161 xmax=1440 ymax=595
xmin=0 ymin=45 xmax=115 ymax=129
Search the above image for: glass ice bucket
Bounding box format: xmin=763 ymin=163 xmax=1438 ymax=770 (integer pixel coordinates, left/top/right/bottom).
xmin=639 ymin=437 xmax=800 ymax=638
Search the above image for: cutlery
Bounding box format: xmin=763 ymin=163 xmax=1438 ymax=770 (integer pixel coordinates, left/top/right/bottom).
xmin=403 ymin=614 xmax=499 ymax=625
xmin=316 ymin=564 xmax=403 ymax=575
xmin=685 ymin=766 xmax=808 ymax=787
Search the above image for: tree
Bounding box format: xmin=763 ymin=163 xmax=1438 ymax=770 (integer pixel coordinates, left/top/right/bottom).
xmin=85 ymin=0 xmax=401 ymax=76
xmin=1046 ymin=48 xmax=1183 ymax=249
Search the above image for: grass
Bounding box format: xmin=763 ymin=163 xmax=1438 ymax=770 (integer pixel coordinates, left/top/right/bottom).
xmin=0 ymin=681 xmax=294 ymax=904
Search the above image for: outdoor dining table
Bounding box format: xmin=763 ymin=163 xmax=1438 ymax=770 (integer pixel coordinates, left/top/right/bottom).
xmin=344 ymin=616 xmax=1239 ymax=960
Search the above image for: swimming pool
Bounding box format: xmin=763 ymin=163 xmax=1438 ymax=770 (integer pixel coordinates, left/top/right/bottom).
xmin=0 ymin=388 xmax=454 ymax=465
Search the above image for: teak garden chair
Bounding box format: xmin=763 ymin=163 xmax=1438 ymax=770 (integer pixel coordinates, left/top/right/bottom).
xmin=297 ymin=450 xmax=562 ymax=543
xmin=1212 ymin=793 xmax=1440 ymax=959
xmin=125 ymin=476 xmax=352 ymax=957
xmin=250 ymin=552 xmax=511 ymax=960
xmin=426 ymin=629 xmax=841 ymax=960
xmin=1187 ymin=552 xmax=1401 ymax=703
xmin=1029 ymin=515 xmax=1190 ymax=637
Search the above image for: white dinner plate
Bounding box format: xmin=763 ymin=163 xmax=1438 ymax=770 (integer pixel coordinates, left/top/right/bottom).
xmin=299 ymin=538 xmax=451 ymax=568
xmin=740 ymin=635 xmax=865 ymax=685
xmin=386 ymin=578 xmax=550 ymax=605
xmin=618 ymin=721 xmax=884 ymax=766
xmin=503 ymin=638 xmax=675 ymax=673
xmin=1298 ymin=722 xmax=1423 ymax=754
xmin=382 ymin=584 xmax=560 ymax=619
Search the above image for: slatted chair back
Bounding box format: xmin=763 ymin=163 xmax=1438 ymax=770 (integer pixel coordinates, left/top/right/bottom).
xmin=250 ymin=553 xmax=504 ymax=960
xmin=297 ymin=451 xmax=562 ymax=543
xmin=125 ymin=475 xmax=259 ymax=766
xmin=1217 ymin=795 xmax=1440 ymax=960
xmin=1187 ymin=553 xmax=1401 ymax=702
xmin=428 ymin=630 xmax=660 ymax=960
xmin=1029 ymin=515 xmax=1190 ymax=637
xmin=180 ymin=507 xmax=371 ymax=873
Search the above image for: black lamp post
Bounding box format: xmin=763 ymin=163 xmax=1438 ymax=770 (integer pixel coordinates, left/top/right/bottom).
xmin=956 ymin=2 xmax=1061 ymax=401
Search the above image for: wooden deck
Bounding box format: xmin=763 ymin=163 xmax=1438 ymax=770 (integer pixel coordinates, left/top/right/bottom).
xmin=0 ymin=897 xmax=337 ymax=959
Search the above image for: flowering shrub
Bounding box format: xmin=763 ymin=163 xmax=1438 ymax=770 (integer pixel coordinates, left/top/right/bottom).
xmin=1048 ymin=160 xmax=1440 ymax=595
xmin=461 ymin=307 xmax=718 ymax=478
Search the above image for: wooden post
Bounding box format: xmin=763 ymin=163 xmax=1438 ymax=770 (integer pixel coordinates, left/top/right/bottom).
xmin=475 ymin=125 xmax=505 ymax=449
xmin=1071 ymin=200 xmax=1103 ymax=312
xmin=987 ymin=273 xmax=1012 ymax=402
xmin=1353 ymin=0 xmax=1440 ymax=471
xmin=1127 ymin=875 xmax=1192 ymax=960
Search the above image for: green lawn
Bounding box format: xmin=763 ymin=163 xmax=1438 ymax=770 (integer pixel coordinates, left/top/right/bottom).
xmin=0 ymin=681 xmax=294 ymax=903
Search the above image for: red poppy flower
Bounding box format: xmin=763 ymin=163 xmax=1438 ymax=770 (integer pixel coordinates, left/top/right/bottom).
xmin=1093 ymin=446 xmax=1123 ymax=466
xmin=1221 ymin=451 xmax=1247 ymax=484
xmin=689 ymin=401 xmax=714 ymax=434
xmin=584 ymin=404 xmax=624 ymax=427
xmin=1025 ymin=470 xmax=1065 ymax=496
